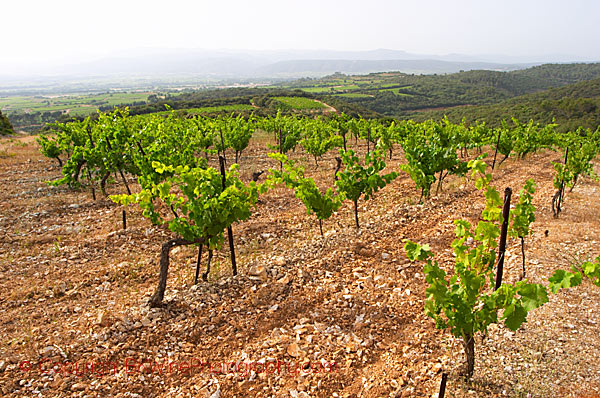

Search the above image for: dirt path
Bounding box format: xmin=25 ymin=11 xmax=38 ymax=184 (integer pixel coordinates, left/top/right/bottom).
xmin=0 ymin=135 xmax=598 ymax=397
xmin=314 ymin=99 xmax=337 ymax=114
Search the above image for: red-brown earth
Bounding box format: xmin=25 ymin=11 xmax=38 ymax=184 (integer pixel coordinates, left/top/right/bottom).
xmin=0 ymin=132 xmax=599 ymax=397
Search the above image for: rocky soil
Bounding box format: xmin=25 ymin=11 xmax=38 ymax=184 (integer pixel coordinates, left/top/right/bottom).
xmin=0 ymin=133 xmax=599 ymax=397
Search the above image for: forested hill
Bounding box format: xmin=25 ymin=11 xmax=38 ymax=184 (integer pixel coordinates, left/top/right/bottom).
xmin=124 ymin=87 xmax=378 ymax=119
xmin=411 ymin=77 xmax=600 ymax=132
xmin=128 ymin=63 xmax=600 ymax=121
xmin=285 ymin=63 xmax=600 ymax=117
xmin=510 ymin=63 xmax=600 ymax=85
xmin=0 ymin=110 xmax=14 ymax=136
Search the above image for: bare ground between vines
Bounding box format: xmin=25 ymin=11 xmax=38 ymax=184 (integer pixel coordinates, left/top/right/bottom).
xmin=0 ymin=134 xmax=598 ymax=398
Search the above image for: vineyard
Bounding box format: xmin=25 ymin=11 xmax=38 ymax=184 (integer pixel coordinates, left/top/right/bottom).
xmin=1 ymin=108 xmax=600 ymax=397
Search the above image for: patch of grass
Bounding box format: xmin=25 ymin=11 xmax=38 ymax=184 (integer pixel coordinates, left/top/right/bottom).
xmin=272 ymin=97 xmax=326 ymax=110
xmin=299 ymin=87 xmax=336 ymax=93
xmin=333 ymin=93 xmax=373 ymax=99
xmin=333 ymin=84 xmax=360 ymax=91
xmin=0 ymin=150 xmax=16 ymax=158
xmin=112 ymin=261 xmax=146 ymax=282
xmin=380 ymin=88 xmax=412 ymax=96
xmin=53 ymin=236 xmax=62 ymax=256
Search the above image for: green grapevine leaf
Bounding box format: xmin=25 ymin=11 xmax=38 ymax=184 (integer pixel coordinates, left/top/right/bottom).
xmin=517 ymin=283 xmax=549 ymax=312
xmin=404 ymin=240 xmax=432 ymax=261
xmin=548 ymin=269 xmax=583 ymax=294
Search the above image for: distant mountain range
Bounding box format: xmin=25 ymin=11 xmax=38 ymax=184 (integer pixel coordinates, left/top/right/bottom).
xmin=4 ymin=48 xmax=591 ymax=82
xmin=253 ymin=59 xmax=537 ymax=77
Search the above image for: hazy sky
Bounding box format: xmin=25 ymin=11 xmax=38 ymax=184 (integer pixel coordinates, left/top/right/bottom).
xmin=2 ymin=0 xmax=599 ymax=72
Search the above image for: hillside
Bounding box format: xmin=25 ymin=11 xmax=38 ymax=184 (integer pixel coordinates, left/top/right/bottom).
xmin=412 ymin=77 xmax=600 ymax=132
xmin=1 ymin=131 xmax=599 ymax=397
xmin=110 ymin=88 xmax=378 ymax=120
xmin=511 ymin=63 xmax=600 ymax=85
xmin=0 ymin=110 xmax=14 ymax=136
xmin=112 ymin=63 xmax=600 ymax=123
xmin=6 ymin=63 xmax=600 ymax=133
xmin=277 ymin=63 xmax=600 ymax=117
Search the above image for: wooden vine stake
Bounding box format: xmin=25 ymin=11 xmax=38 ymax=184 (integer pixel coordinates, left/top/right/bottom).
xmin=553 ymin=147 xmax=569 ymax=217
xmin=495 ymin=187 xmax=512 ymax=290
xmin=491 ymin=128 xmax=502 ymax=171
xmin=84 ymin=126 xmax=97 ymax=200
xmin=520 ymin=236 xmax=526 ymax=279
xmin=279 ymin=128 xmax=283 ymax=171
xmin=438 ymin=373 xmax=448 ymax=398
xmin=86 ymin=169 xmax=96 ymax=201
xmin=219 ymin=129 xmax=227 ymax=165
xmin=194 ymin=244 xmax=203 ymax=285
xmin=219 ymin=156 xmax=238 ymax=276
xmin=105 ymin=135 xmax=131 ymax=228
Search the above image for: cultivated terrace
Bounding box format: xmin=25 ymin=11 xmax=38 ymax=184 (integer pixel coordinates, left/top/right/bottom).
xmin=0 ymin=114 xmax=599 ymax=397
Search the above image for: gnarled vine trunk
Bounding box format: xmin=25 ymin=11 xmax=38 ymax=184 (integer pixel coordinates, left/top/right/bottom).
xmin=73 ymin=159 xmax=85 ymax=183
xmin=149 ymin=237 xmax=202 ymax=308
xmin=463 ymin=334 xmax=475 ymax=378
xmin=334 ymin=157 xmax=342 ymax=181
xmin=100 ymin=171 xmax=110 ymax=196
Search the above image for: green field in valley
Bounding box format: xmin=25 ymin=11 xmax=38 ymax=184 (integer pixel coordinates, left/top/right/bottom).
xmin=272 ymin=96 xmax=326 ymax=110
xmin=156 ymin=104 xmax=255 ymax=115
xmin=333 ymin=93 xmax=373 ymax=98
xmin=0 ymin=92 xmax=160 ymax=116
